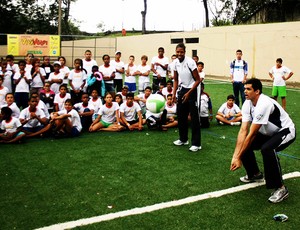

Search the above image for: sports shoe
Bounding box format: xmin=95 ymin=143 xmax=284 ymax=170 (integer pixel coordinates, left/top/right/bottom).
xmin=218 ymin=121 xmax=224 ymax=125
xmin=268 ymin=186 xmax=289 ymax=203
xmin=231 ymin=122 xmax=241 ymax=126
xmin=240 ymin=172 xmax=264 ymax=183
xmin=173 ymin=140 xmax=189 ymax=146
xmin=189 ymin=146 xmax=201 ymax=152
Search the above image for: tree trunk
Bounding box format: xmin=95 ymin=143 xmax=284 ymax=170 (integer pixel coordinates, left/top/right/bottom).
xmin=203 ymin=0 xmax=209 ymax=27
xmin=141 ymin=0 xmax=147 ymax=34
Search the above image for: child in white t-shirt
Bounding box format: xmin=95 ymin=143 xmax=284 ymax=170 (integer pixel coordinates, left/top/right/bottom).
xmin=0 ymin=107 xmax=25 ymax=143
xmin=216 ymin=94 xmax=242 ymax=126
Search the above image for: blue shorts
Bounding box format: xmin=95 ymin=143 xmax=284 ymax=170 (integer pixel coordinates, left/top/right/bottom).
xmin=23 ymin=126 xmax=44 ymax=133
xmin=71 ymin=127 xmax=80 ymax=137
xmin=125 ymin=82 xmax=136 ymax=93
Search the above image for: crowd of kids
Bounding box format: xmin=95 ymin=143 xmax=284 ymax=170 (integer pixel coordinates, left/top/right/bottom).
xmin=0 ymin=48 xmax=294 ymax=143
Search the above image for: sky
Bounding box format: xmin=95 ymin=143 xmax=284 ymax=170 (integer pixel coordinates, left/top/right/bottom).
xmin=69 ymin=0 xmax=206 ymax=33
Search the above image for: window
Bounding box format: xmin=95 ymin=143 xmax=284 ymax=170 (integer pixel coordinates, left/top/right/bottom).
xmin=185 ymin=38 xmax=199 ymax=43
xmin=171 ymin=38 xmax=184 ymax=44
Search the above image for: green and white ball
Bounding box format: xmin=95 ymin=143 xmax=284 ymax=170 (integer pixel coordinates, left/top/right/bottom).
xmin=146 ymin=94 xmax=166 ymax=113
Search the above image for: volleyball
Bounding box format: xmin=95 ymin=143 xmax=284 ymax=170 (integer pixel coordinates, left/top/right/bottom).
xmin=146 ymin=94 xmax=166 ymax=113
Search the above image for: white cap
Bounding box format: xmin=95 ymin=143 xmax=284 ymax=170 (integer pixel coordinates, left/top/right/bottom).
xmin=115 ymin=51 xmax=121 ymax=55
xmin=53 ymin=61 xmax=61 ymax=66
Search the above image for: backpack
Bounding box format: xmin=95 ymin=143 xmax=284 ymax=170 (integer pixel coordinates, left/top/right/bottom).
xmin=232 ymin=59 xmax=246 ymax=69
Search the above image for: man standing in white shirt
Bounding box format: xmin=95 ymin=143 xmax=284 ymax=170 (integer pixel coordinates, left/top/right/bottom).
xmin=111 ymin=51 xmax=125 ymax=93
xmin=230 ymin=49 xmax=248 ymax=107
xmin=151 ymin=47 xmax=169 ymax=93
xmin=230 ymin=78 xmax=296 ymax=203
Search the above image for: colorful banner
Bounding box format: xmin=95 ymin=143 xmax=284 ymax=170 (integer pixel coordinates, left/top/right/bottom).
xmin=7 ymin=34 xmax=60 ymax=56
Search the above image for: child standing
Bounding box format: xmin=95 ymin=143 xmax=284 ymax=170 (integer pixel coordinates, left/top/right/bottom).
xmin=0 ymin=76 xmax=9 ymax=107
xmin=68 ymin=59 xmax=87 ymax=103
xmin=136 ymin=55 xmax=151 ymax=94
xmin=13 ymin=60 xmax=32 ymax=109
xmin=87 ymin=65 xmax=103 ymax=96
xmin=0 ymin=61 xmax=13 ymax=93
xmin=30 ymin=58 xmax=46 ymax=93
xmin=269 ymin=58 xmax=293 ymax=110
xmin=124 ymin=55 xmax=138 ymax=93
xmin=58 ymin=56 xmax=70 ymax=87
xmin=48 ymin=61 xmax=64 ymax=94
xmin=197 ymin=61 xmax=205 ymax=82
xmin=99 ymin=55 xmax=116 ymax=98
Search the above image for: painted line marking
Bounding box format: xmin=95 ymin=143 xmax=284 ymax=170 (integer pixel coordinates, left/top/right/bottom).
xmin=36 ymin=171 xmax=300 ymax=230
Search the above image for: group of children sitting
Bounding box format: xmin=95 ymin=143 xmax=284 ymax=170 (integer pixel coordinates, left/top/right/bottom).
xmin=0 ymin=81 xmax=181 ymax=143
xmin=0 ymin=52 xmax=243 ymax=144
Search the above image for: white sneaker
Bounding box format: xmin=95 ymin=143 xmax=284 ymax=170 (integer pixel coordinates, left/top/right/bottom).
xmin=189 ymin=146 xmax=201 ymax=152
xmin=173 ymin=140 xmax=189 ymax=146
xmin=231 ymin=122 xmax=241 ymax=126
xmin=268 ymin=186 xmax=289 ymax=203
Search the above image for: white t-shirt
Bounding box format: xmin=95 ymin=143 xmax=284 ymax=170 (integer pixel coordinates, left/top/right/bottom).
xmin=151 ymin=56 xmax=169 ymax=77
xmin=269 ymin=65 xmax=292 ymax=86
xmin=54 ymin=93 xmax=71 ymax=111
xmin=60 ymin=66 xmax=71 ymax=85
xmin=7 ymin=63 xmax=19 ymax=73
xmin=137 ymin=64 xmax=151 ymax=83
xmin=19 ymin=107 xmax=46 ymax=128
xmin=119 ymin=101 xmax=141 ymax=121
xmin=13 ymin=71 xmax=32 ymax=93
xmin=199 ymin=71 xmax=205 ymax=81
xmin=0 ymin=86 xmax=9 ymax=107
xmin=242 ymin=94 xmax=295 ymax=136
xmin=200 ymin=93 xmax=210 ymax=117
xmin=218 ymin=102 xmax=241 ymax=120
xmin=58 ymin=109 xmax=82 ymax=132
xmin=98 ymin=102 xmax=119 ymax=123
xmin=1 ymin=117 xmax=22 ymax=133
xmin=82 ymin=59 xmax=98 ymax=77
xmin=89 ymin=97 xmax=103 ymax=120
xmin=168 ymin=60 xmax=176 ymax=79
xmin=165 ymin=102 xmax=177 ymax=118
xmin=99 ymin=64 xmax=116 ymax=84
xmin=111 ymin=60 xmax=125 ymax=80
xmin=1 ymin=102 xmax=20 ymax=118
xmin=174 ymin=56 xmax=197 ymax=88
xmin=0 ymin=70 xmax=13 ymax=93
xmin=136 ymin=93 xmax=150 ymax=110
xmin=230 ymin=59 xmax=247 ymax=82
xmin=162 ymin=87 xmax=173 ymax=98
xmin=31 ymin=68 xmax=46 ymax=88
xmin=74 ymin=102 xmax=95 ymax=113
xmin=68 ymin=70 xmax=87 ymax=90
xmin=48 ymin=72 xmax=64 ymax=94
xmin=124 ymin=64 xmax=137 ymax=83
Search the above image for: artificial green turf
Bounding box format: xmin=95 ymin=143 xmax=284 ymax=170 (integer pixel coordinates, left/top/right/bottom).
xmin=0 ymin=80 xmax=299 ymax=230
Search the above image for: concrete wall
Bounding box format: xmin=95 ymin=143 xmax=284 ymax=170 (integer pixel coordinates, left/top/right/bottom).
xmin=1 ymin=21 xmax=300 ymax=83
xmin=114 ymin=21 xmax=300 ymax=83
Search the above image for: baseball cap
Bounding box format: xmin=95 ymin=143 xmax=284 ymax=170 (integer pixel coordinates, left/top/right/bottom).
xmin=115 ymin=51 xmax=121 ymax=55
xmin=122 ymin=85 xmax=129 ymax=89
xmin=53 ymin=61 xmax=61 ymax=66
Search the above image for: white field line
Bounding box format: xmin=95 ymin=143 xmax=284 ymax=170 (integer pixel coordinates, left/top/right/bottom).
xmin=36 ymin=171 xmax=300 ymax=230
